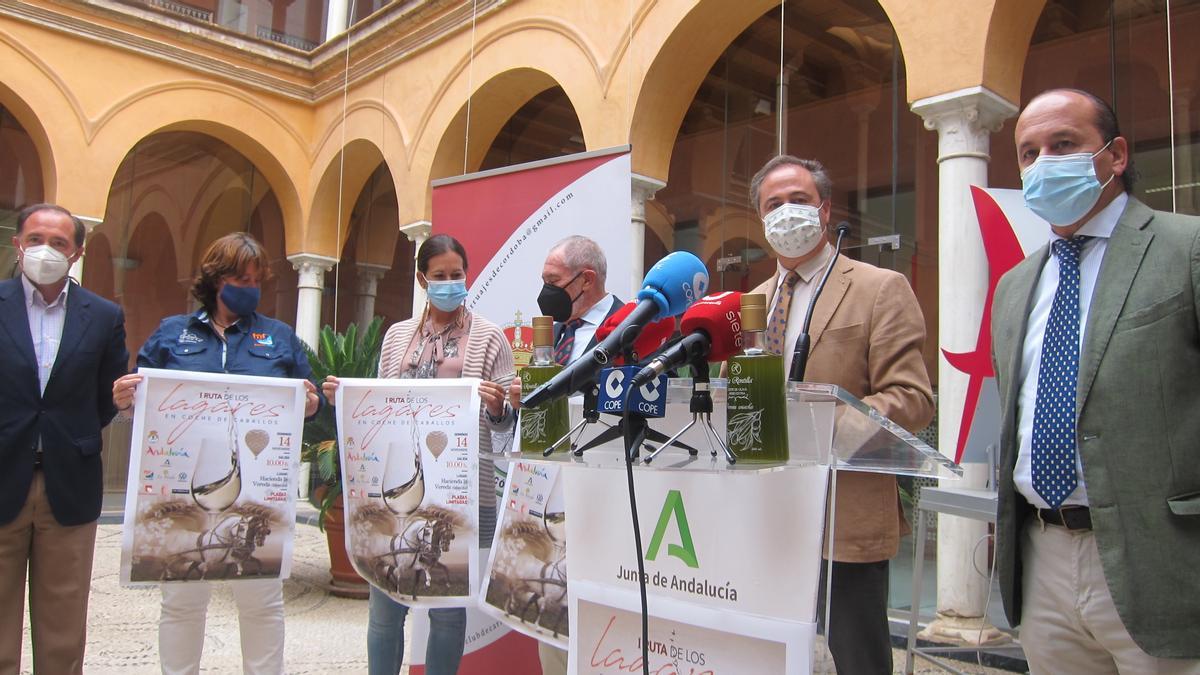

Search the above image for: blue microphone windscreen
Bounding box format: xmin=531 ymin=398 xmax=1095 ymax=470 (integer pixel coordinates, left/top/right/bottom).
xmin=637 ymin=251 xmax=709 ymax=319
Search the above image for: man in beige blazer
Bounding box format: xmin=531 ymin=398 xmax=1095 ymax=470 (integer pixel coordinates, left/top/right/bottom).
xmin=991 ymin=88 xmax=1200 ymax=673
xmin=749 ymin=155 xmax=934 ymax=673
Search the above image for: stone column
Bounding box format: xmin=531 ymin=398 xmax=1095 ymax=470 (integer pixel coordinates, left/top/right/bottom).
xmin=324 ymin=0 xmax=349 ymax=41
xmin=631 ymin=174 xmax=665 ymax=291
xmin=70 ymin=215 xmax=102 ymax=283
xmin=399 ymin=220 xmax=431 ymax=317
xmin=288 ymin=253 xmax=337 ymax=349
xmin=911 ymin=86 xmax=1016 ymax=645
xmin=354 ymin=262 xmax=389 ymax=329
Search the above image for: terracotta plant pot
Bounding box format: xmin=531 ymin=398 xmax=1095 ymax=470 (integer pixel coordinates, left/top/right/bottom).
xmin=316 ymin=489 xmax=369 ymax=599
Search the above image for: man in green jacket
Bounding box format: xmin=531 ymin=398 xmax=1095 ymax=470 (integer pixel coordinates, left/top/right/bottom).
xmin=991 ymin=88 xmax=1200 ymax=672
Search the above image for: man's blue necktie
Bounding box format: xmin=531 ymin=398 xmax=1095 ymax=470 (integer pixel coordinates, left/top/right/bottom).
xmin=554 ymin=318 xmax=584 ymax=365
xmin=1031 ymin=236 xmax=1090 ymax=509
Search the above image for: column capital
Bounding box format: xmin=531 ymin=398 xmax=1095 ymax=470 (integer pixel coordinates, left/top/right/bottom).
xmin=399 ymin=220 xmax=432 ymax=243
xmin=287 ymin=253 xmax=338 ymax=274
xmin=287 ymin=253 xmax=337 ymax=290
xmin=356 ymin=262 xmax=390 ymax=279
xmin=632 ymin=174 xmax=666 ymax=202
xmin=355 ymin=262 xmax=389 ymax=297
xmin=76 ymin=215 xmax=103 ymax=234
xmin=912 ymin=86 xmax=1018 ymax=163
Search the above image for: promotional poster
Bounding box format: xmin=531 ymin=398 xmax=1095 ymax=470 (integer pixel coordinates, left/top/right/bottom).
xmin=120 ymin=368 xmax=305 ymax=585
xmin=570 ymin=581 xmax=814 ymax=675
xmin=334 ymin=377 xmax=482 ymax=607
xmin=480 ymin=461 xmax=569 ymax=649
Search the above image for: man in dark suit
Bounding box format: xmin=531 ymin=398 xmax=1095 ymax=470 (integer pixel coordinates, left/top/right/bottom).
xmin=991 ymin=89 xmax=1200 ymax=672
xmin=0 ymin=204 xmax=129 ymax=674
xmin=528 ymin=234 xmax=621 ymax=675
xmin=537 ymin=235 xmax=622 ymax=365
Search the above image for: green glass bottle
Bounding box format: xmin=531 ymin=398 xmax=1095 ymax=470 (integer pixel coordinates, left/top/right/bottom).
xmin=520 ymin=316 xmax=570 ymax=455
xmin=726 ymin=293 xmax=789 ymax=463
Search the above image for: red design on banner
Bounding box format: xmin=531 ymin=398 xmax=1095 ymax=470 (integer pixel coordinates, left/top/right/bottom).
xmin=433 ymin=154 xmax=617 ymax=285
xmin=941 ymin=187 xmax=1025 ymax=463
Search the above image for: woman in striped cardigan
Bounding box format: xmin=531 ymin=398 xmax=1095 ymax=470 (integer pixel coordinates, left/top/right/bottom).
xmin=323 ymin=234 xmax=515 ymax=675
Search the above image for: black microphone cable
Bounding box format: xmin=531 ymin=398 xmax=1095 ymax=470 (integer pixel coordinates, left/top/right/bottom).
xmin=621 ymin=386 xmax=651 ymax=675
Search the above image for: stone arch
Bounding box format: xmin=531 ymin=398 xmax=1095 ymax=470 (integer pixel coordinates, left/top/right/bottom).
xmin=84 ymin=88 xmax=306 ymax=251
xmin=625 ymin=0 xmax=780 ymax=182
xmin=0 ymin=63 xmax=63 ymax=206
xmin=307 ymin=138 xmax=389 ymax=257
xmin=407 ymin=22 xmax=605 ymax=222
xmin=878 ymin=0 xmax=1047 ymax=104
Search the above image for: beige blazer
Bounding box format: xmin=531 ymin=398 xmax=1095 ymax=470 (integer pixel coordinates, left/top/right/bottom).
xmin=750 ymin=254 xmax=934 ymax=562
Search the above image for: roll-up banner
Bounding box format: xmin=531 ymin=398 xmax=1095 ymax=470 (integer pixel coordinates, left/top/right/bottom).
xmin=422 ymin=147 xmax=634 ymax=671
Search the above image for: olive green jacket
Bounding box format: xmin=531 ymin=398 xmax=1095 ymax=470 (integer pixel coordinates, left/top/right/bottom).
xmin=991 ymin=197 xmax=1200 ymax=658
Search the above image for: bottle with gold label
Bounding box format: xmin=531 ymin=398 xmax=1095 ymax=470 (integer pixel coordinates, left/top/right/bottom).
xmin=519 ymin=316 xmax=570 ymax=454
xmin=726 ymin=293 xmax=788 ymax=463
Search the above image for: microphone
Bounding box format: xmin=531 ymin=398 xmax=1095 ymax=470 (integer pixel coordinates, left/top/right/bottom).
xmin=594 ymin=302 xmax=677 ymax=365
xmin=631 ymin=292 xmax=743 ymax=388
xmin=789 ymin=221 xmax=850 ymax=382
xmin=522 ymin=251 xmax=709 ymax=409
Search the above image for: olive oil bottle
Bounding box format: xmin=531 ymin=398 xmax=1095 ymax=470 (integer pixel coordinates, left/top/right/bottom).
xmin=520 ymin=316 xmax=570 ymax=454
xmin=726 ymin=293 xmax=789 ymax=463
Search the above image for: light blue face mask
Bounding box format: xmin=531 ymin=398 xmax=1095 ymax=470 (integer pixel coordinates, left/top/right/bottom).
xmin=1021 ymin=140 xmax=1114 ymax=225
xmin=425 ymin=278 xmax=468 ymax=312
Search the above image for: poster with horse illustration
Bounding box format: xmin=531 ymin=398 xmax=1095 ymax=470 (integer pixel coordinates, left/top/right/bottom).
xmin=120 ymin=368 xmax=306 ymax=586
xmin=479 ymin=460 xmax=569 ymax=649
xmin=335 ymin=377 xmax=482 ymax=607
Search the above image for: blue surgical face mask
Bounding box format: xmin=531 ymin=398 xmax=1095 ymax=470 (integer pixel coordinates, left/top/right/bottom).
xmin=1021 ymin=140 xmax=1114 ymax=225
xmin=220 ymin=283 xmax=260 ymax=317
xmin=425 ymin=278 xmax=468 ymax=312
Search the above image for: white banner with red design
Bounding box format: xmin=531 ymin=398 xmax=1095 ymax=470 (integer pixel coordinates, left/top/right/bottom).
xmin=943 ymin=187 xmax=1055 ymax=464
xmin=120 ymin=368 xmax=305 ymax=585
xmin=432 ymin=146 xmax=635 ymax=369
xmin=422 ymin=147 xmax=634 ymax=670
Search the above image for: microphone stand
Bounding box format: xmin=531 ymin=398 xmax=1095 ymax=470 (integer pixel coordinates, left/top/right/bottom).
xmin=573 ymin=343 xmax=698 ymax=458
xmin=542 ymin=380 xmax=606 ymax=457
xmin=788 ymin=222 xmax=850 ymax=382
xmin=643 ymin=355 xmax=734 ymax=465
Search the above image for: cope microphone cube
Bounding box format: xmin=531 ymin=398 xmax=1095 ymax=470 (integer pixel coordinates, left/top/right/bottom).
xmin=596 ymin=366 xmax=668 ymax=418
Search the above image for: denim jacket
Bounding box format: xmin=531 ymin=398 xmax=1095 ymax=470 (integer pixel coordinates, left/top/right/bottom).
xmin=137 ymin=310 xmax=323 ymax=416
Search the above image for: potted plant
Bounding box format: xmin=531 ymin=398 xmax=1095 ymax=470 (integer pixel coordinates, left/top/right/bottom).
xmin=302 ymin=317 xmax=384 ymax=599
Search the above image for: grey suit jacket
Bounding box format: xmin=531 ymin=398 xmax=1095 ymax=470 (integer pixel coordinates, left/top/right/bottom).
xmin=991 ymin=197 xmax=1200 ymax=658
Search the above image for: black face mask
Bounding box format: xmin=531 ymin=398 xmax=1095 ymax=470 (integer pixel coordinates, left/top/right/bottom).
xmin=537 ymin=272 xmax=583 ymax=322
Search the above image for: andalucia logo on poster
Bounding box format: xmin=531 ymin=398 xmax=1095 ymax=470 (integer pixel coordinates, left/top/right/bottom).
xmin=633 ymin=489 xmax=740 ymax=603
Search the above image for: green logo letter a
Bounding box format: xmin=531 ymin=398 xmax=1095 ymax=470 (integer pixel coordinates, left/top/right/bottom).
xmin=645 ymin=489 xmax=699 ymax=568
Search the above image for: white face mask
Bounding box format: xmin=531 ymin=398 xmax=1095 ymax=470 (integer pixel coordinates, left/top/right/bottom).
xmin=20 ymin=244 xmax=71 ymax=286
xmin=763 ymin=202 xmax=826 ymax=258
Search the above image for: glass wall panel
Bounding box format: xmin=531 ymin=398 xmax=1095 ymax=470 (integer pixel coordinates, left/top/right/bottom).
xmin=991 ymin=0 xmax=1200 ymax=217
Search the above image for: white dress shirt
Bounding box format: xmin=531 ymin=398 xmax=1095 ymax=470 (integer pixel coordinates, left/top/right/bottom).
xmin=769 ymin=243 xmax=835 ymax=376
xmin=569 ymin=293 xmax=615 ymax=363
xmin=1014 ymin=193 xmax=1128 ymax=509
xmin=22 ymin=274 xmax=70 ymax=395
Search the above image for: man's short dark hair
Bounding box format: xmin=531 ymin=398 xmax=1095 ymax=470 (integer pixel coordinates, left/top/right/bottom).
xmin=16 ymin=203 xmax=88 ymax=248
xmin=749 ymin=155 xmax=834 ymax=216
xmin=1030 ymin=88 xmax=1135 ymax=193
